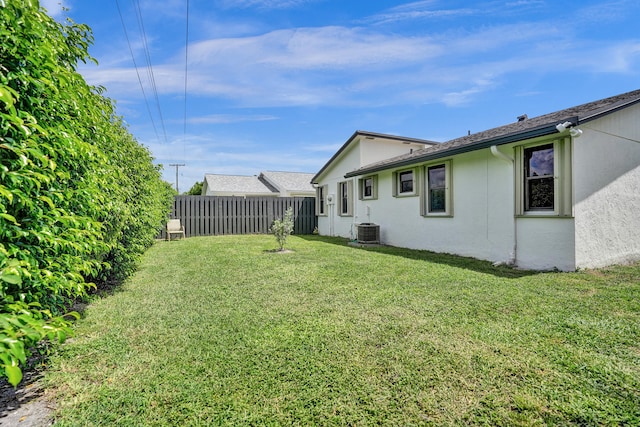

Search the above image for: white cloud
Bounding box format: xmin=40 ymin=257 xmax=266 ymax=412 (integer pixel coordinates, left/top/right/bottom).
xmin=218 ymin=0 xmax=319 ymax=10
xmin=40 ymin=0 xmax=67 ymax=17
xmin=80 ymin=4 xmax=640 ymax=112
xmin=187 ymin=114 xmax=279 ymax=124
xmin=366 ymin=2 xmax=475 ymax=25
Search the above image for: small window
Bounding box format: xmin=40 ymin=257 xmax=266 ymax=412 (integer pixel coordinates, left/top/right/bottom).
xmin=338 ymin=181 xmax=353 ymax=216
xmin=359 ymin=176 xmax=377 ymax=200
xmin=524 ymin=144 xmax=554 ymax=211
xmin=393 ymin=169 xmax=417 ymax=197
xmin=422 ymin=161 xmax=452 ymax=216
xmin=399 ymin=171 xmax=413 ymax=193
xmin=315 ymin=185 xmax=327 ymax=216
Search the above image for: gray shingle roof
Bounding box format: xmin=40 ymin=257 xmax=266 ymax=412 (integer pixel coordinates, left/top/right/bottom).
xmin=259 ymin=171 xmax=315 ymax=193
xmin=344 ymin=88 xmax=640 ymax=178
xmin=204 ymin=174 xmax=276 ymax=195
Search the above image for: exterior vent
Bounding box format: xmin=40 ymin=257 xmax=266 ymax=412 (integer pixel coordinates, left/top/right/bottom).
xmin=357 ymin=223 xmax=380 ymax=244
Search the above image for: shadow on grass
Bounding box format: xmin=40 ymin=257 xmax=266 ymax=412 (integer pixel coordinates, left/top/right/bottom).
xmin=297 ymin=235 xmax=540 ymax=279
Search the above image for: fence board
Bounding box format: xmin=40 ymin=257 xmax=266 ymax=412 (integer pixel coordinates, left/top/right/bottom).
xmin=159 ymin=196 xmax=316 ymax=239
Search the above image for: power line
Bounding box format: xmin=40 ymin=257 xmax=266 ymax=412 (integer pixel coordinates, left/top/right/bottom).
xmin=132 ymin=0 xmax=169 ymax=144
xmin=115 ymin=0 xmax=161 ymax=143
xmin=183 ymin=0 xmax=190 ymax=156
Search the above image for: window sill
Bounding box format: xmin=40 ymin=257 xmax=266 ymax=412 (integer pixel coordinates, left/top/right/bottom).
xmin=515 ymin=214 xmax=573 ymax=219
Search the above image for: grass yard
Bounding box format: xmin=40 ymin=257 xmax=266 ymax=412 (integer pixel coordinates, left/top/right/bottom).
xmin=46 ymin=235 xmax=640 ymax=426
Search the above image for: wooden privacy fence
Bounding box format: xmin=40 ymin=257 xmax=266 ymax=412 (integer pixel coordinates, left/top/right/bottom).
xmin=159 ymin=196 xmax=317 ymax=239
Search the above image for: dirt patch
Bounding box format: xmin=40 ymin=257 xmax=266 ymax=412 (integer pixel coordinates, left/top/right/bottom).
xmin=0 ymin=370 xmax=53 ymax=427
xmin=264 ymin=249 xmax=294 ymax=254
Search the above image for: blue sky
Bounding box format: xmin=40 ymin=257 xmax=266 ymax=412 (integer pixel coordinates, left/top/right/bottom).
xmin=43 ymin=0 xmax=640 ymax=192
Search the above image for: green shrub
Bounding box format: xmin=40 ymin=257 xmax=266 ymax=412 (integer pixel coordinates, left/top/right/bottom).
xmin=269 ymin=207 xmax=294 ymax=251
xmin=0 ymin=0 xmax=172 ymax=385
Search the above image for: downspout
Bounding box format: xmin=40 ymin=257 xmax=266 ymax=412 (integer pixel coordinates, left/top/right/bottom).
xmin=351 ymin=177 xmax=358 ymax=241
xmin=490 ymin=145 xmax=517 ymax=266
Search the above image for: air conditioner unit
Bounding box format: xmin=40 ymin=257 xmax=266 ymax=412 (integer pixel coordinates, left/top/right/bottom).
xmin=357 ymin=223 xmax=379 ymax=244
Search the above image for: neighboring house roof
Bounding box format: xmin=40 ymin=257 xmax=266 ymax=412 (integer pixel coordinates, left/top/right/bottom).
xmin=345 ymin=88 xmax=640 ymax=178
xmin=259 ymin=171 xmax=316 ymax=195
xmin=203 ymin=174 xmax=277 ymax=196
xmin=202 ymin=171 xmax=316 ymax=197
xmin=312 ymin=130 xmax=438 ymax=183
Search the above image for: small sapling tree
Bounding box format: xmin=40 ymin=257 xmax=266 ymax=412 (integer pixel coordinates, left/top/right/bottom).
xmin=270 ymin=207 xmax=294 ymax=251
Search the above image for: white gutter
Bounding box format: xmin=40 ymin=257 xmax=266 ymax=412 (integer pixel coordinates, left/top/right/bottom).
xmin=490 ymin=145 xmax=514 ymax=163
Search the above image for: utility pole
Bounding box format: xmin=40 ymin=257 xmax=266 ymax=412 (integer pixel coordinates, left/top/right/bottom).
xmin=169 ymin=163 xmax=185 ymax=193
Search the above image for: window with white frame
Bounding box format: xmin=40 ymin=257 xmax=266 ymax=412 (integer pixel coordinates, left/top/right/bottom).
xmin=315 ymin=184 xmax=327 ymax=216
xmin=393 ymin=169 xmax=417 ymax=197
xmin=359 ymin=175 xmax=377 ymax=200
xmin=421 ymin=161 xmax=452 ymax=216
xmin=515 ymin=138 xmax=572 ymax=216
xmin=338 ymin=181 xmax=353 ymax=216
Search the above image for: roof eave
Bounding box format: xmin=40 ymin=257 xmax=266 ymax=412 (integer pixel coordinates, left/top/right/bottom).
xmin=345 ymin=120 xmax=573 ymax=178
xmin=311 ymin=130 xmax=438 ymax=184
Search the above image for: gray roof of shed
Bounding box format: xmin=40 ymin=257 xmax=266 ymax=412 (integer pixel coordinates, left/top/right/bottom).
xmin=344 ymin=88 xmax=640 ymax=178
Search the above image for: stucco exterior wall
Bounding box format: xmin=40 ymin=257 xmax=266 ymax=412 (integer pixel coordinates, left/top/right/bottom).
xmin=317 ymin=137 xmax=433 ymax=238
xmin=315 ymin=140 xmax=361 ymax=238
xmin=360 ymin=138 xmax=423 ymax=166
xmin=515 ymin=218 xmax=576 ymax=271
xmin=573 ymin=106 xmax=640 ymax=269
xmin=320 ymin=142 xmax=579 ymax=270
xmin=316 ymin=104 xmax=639 ymax=271
xmin=351 ymin=149 xmax=523 ymax=266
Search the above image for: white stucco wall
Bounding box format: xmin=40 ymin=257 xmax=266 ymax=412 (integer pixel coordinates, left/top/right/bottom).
xmin=316 ymin=136 xmax=432 ymax=238
xmin=320 ymin=143 xmax=578 ymax=270
xmin=515 ymin=218 xmax=575 ymax=271
xmin=573 ymin=106 xmax=640 ymax=269
xmin=360 ymin=138 xmax=424 ymax=166
xmin=352 ymin=149 xmax=524 ymax=266
xmin=316 ymin=110 xmax=639 ymax=271
xmin=315 ymin=140 xmax=362 ymax=239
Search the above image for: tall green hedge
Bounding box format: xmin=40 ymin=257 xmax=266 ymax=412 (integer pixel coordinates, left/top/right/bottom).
xmin=0 ymin=0 xmax=174 ymax=385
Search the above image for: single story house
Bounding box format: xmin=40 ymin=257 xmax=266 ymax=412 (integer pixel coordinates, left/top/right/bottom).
xmin=202 ymin=171 xmax=315 ymax=197
xmin=311 ymin=89 xmax=640 ymax=271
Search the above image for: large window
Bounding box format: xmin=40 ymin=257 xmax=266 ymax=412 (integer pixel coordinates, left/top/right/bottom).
xmin=393 ymin=169 xmax=417 ymax=197
xmin=515 ymin=139 xmax=572 ymax=216
xmin=422 ymin=161 xmax=452 ymax=216
xmin=359 ymin=176 xmax=377 ymax=200
xmin=338 ymin=181 xmax=353 ymax=216
xmin=428 ymin=165 xmax=446 ymax=213
xmin=524 ymin=143 xmax=554 ymax=211
xmin=315 ymin=185 xmax=327 ymax=216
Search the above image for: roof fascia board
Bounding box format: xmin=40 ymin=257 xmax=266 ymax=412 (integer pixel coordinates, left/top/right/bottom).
xmin=579 ymin=97 xmax=640 ymax=123
xmin=345 ymin=120 xmax=574 ymax=178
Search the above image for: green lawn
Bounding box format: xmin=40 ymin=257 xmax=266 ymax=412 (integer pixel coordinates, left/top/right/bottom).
xmin=46 ymin=235 xmax=640 ymax=426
